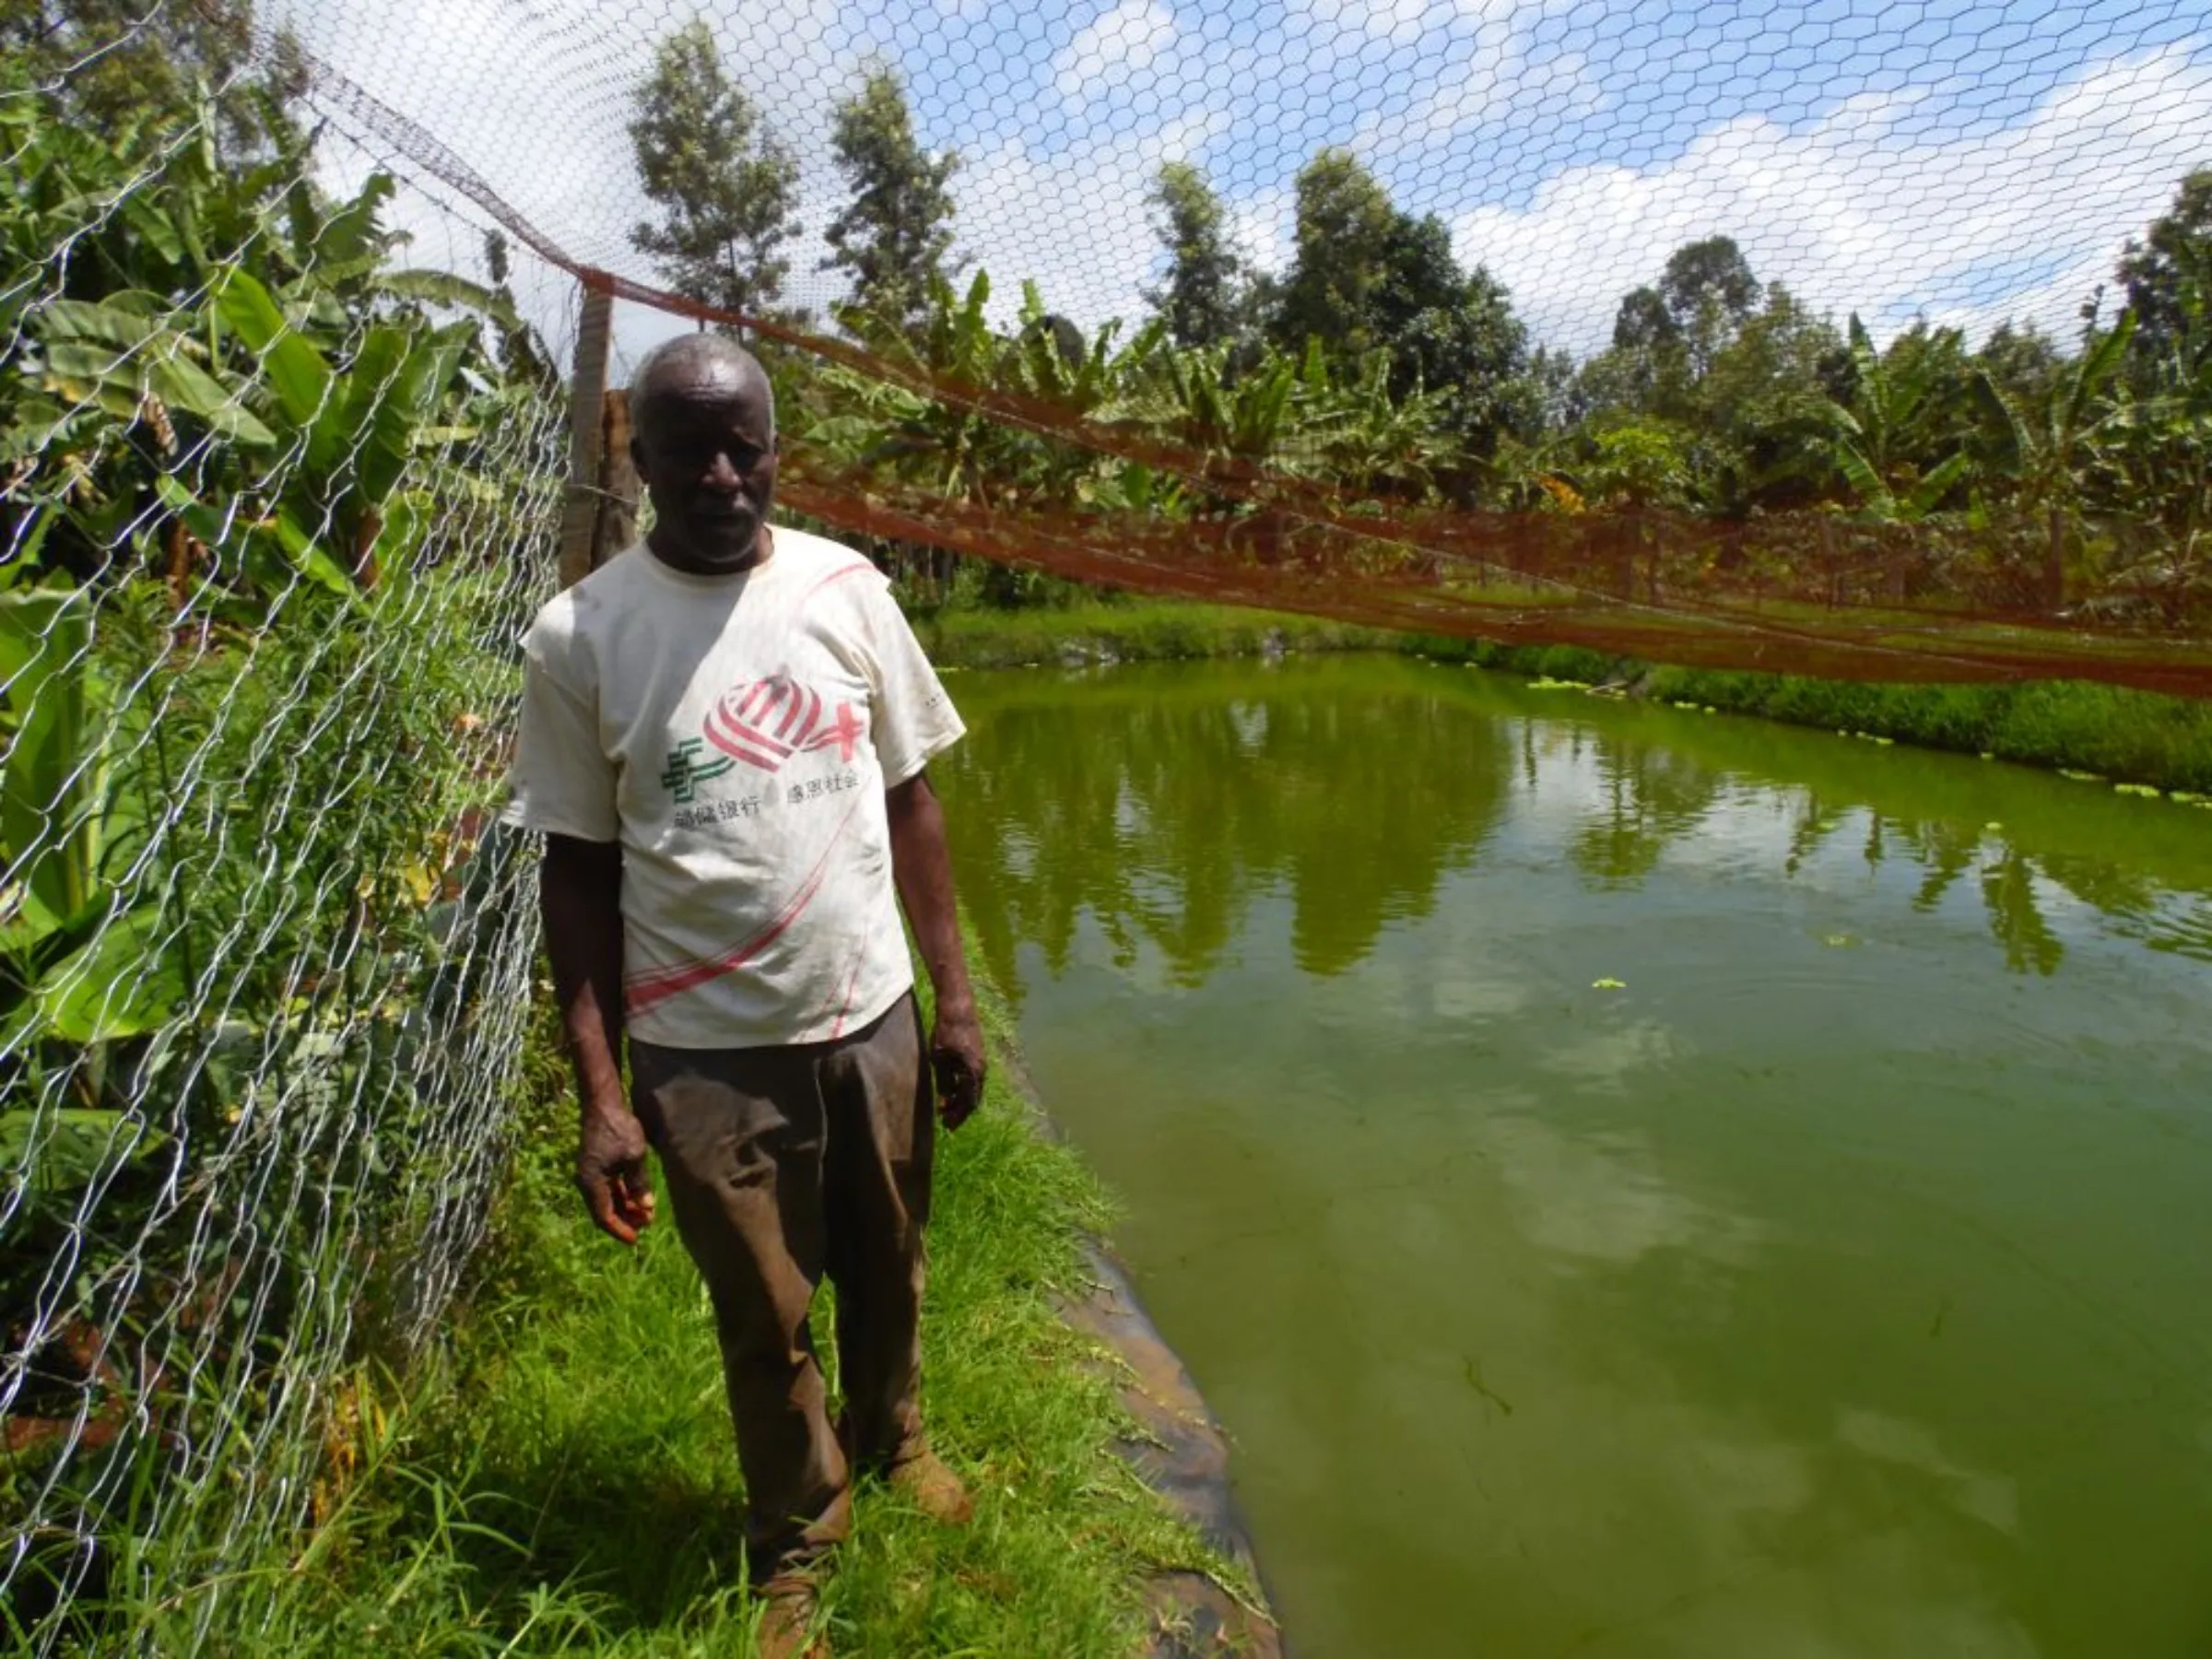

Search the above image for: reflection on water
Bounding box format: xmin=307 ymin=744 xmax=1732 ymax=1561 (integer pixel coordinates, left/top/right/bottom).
xmin=935 ymin=658 xmax=2212 ymax=1658
xmin=946 ymin=660 xmax=2212 ymax=1000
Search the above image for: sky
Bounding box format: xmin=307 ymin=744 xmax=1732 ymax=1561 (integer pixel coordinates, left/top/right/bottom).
xmin=268 ymin=0 xmax=2212 ymax=374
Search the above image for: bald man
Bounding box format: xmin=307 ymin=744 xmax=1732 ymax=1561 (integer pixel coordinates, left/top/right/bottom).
xmin=510 ymin=334 xmax=984 ymax=1658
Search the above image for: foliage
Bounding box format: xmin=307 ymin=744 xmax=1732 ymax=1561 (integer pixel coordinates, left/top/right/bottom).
xmin=784 ymin=147 xmax=2212 ymax=636
xmin=2118 ymin=165 xmax=2212 ymax=365
xmin=628 ymin=20 xmax=806 ymax=326
xmin=119 ymin=971 xmax=1230 ymax=1657
xmin=0 ymin=40 xmax=559 ymax=1648
xmin=1142 ymin=161 xmax=1250 ymax=351
xmin=1822 ymin=315 xmax=1973 ymax=523
xmin=822 ymin=63 xmax=960 ymax=335
xmin=1269 ymin=147 xmax=1397 ymax=362
xmin=0 ymin=0 xmax=304 ymax=156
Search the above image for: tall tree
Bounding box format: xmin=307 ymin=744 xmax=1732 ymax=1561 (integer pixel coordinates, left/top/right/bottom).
xmin=1143 ymin=161 xmax=1247 ymax=349
xmin=1365 ymin=216 xmax=1532 ymax=458
xmin=823 ymin=64 xmax=959 ymax=335
xmin=3 ymin=0 xmax=304 ymax=156
xmin=1612 ymin=287 xmax=1677 ymax=353
xmin=628 ymin=20 xmax=804 ymax=324
xmin=1974 ymin=320 xmax=2064 ymax=409
xmin=2117 ymin=167 xmax=2212 ymax=366
xmin=1270 ymin=147 xmax=1396 ymax=359
xmin=1368 ymin=211 xmax=1465 ymax=384
xmin=1659 ymin=235 xmax=1763 ymax=329
xmin=1660 ymin=235 xmax=1762 ymax=382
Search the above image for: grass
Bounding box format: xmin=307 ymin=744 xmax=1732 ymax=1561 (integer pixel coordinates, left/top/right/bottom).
xmin=1626 ymin=664 xmax=2212 ymax=794
xmin=913 ymin=600 xmax=1387 ymax=669
xmin=117 ymin=973 xmax=1220 ymax=1657
xmin=912 ymin=598 xmax=2212 ymax=795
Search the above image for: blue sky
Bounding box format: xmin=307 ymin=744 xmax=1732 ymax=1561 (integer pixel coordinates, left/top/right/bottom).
xmin=281 ymin=0 xmax=2212 ymax=367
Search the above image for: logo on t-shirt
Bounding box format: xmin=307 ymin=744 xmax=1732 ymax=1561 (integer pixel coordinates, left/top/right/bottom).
xmin=701 ymin=673 xmax=865 ymax=774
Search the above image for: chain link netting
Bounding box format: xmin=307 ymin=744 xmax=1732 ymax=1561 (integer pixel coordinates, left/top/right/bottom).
xmin=3 ymin=8 xmax=576 ymax=1644
xmin=2 ymin=0 xmax=2210 ymax=1646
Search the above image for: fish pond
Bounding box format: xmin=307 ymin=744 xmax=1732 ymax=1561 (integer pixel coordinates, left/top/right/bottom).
xmin=935 ymin=655 xmax=2212 ymax=1659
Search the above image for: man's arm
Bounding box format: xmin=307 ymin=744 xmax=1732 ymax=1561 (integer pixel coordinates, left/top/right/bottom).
xmin=886 ymin=771 xmax=987 ymax=1128
xmin=541 ymin=832 xmax=654 ymax=1242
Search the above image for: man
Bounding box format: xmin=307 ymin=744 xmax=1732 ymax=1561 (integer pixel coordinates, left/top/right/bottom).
xmin=509 ymin=333 xmax=986 ymax=1659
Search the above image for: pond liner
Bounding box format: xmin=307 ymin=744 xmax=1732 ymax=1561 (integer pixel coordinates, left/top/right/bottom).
xmin=1061 ymin=1241 xmax=1288 ymax=1659
xmin=997 ymin=1046 xmax=1288 ymax=1658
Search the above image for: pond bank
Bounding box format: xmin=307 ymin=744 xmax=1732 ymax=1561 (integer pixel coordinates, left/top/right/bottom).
xmin=912 ymin=601 xmax=2212 ymax=796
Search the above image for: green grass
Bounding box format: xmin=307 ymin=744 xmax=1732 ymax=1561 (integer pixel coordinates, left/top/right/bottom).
xmin=122 ymin=978 xmax=1220 ymax=1657
xmin=1625 ymin=665 xmax=2212 ymax=794
xmin=1408 ymin=634 xmax=2212 ymax=794
xmin=914 ymin=600 xmax=1387 ymax=669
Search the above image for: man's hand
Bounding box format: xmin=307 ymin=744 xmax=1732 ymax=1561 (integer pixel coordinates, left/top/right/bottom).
xmin=577 ymin=1100 xmax=656 ymax=1244
xmin=931 ymin=1003 xmax=988 ymax=1130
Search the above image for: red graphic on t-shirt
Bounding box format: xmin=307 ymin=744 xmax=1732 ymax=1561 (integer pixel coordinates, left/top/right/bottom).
xmin=702 ymin=674 xmax=863 ymax=772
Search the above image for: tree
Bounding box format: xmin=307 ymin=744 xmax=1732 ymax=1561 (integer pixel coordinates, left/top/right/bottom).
xmin=1370 ymin=226 xmax=1532 ymax=463
xmin=1691 ymin=282 xmax=1842 ymax=513
xmin=1368 ymin=212 xmax=1463 ymax=386
xmin=0 ymin=0 xmax=301 ymax=153
xmin=2118 ymin=167 xmax=2212 ymax=361
xmin=1660 ymin=236 xmax=1762 ymax=328
xmin=1143 ymin=162 xmax=1249 ymax=349
xmin=823 ymin=64 xmax=959 ymax=335
xmin=1612 ymin=286 xmax=1677 ymax=354
xmin=1658 ymin=236 xmax=1762 ymax=382
xmin=1821 ymin=315 xmax=1974 ymax=523
xmin=1972 ymin=311 xmax=2138 ymax=605
xmin=1975 ymin=321 xmax=2064 ymax=410
xmin=1270 ymin=147 xmax=1396 ymax=359
xmin=628 ymin=20 xmax=803 ymax=325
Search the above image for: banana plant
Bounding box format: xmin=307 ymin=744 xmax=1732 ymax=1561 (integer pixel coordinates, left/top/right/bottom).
xmin=207 ymin=265 xmax=475 ymax=587
xmin=27 ymin=265 xmax=476 ymax=604
xmin=0 ymin=583 xmax=178 ymax=1049
xmin=1820 ymin=314 xmax=1973 ymax=523
xmin=1971 ymin=309 xmax=2136 ymax=604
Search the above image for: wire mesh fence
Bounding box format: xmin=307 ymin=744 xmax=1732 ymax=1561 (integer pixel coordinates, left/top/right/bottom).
xmin=2 ymin=0 xmax=2210 ymax=1646
xmin=241 ymin=0 xmax=2212 ymax=690
xmin=3 ymin=10 xmax=574 ymax=1645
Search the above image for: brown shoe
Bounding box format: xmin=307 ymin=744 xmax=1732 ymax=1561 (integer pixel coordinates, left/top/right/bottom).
xmin=888 ymin=1446 xmax=975 ymax=1526
xmin=756 ymin=1576 xmax=829 ymax=1659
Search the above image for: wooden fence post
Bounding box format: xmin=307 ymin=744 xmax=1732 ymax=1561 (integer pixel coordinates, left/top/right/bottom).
xmin=593 ymin=389 xmax=641 ymax=565
xmin=557 ymin=279 xmax=615 ymax=589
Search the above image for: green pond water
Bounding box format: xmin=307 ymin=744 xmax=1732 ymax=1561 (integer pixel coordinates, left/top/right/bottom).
xmin=933 ymin=655 xmax=2212 ymax=1659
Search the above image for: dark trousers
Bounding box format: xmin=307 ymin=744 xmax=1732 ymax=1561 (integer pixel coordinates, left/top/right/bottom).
xmin=629 ymin=994 xmax=935 ymax=1582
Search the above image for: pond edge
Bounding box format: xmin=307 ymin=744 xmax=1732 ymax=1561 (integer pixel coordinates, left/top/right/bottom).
xmin=993 ymin=1033 xmax=1288 ymax=1659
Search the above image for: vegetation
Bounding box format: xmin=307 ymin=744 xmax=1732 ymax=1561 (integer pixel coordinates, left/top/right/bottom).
xmin=820 ymin=65 xmax=962 ymax=337
xmin=606 ymin=11 xmax=2212 ymax=644
xmin=0 ymin=15 xmax=1225 ymax=1649
xmin=628 ymin=21 xmax=806 ymax=326
xmin=1142 ymin=161 xmax=1252 ymax=351
xmin=92 ymin=974 xmax=1222 ymax=1656
xmin=0 ymin=9 xmax=563 ymax=1642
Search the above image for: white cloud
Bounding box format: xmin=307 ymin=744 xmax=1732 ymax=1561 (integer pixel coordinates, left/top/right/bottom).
xmin=1452 ymin=44 xmax=2212 ymax=354
xmin=1354 ymin=21 xmax=1598 ymax=157
xmin=1298 ymin=0 xmax=1558 ymax=50
xmin=1227 ymin=182 xmax=1297 ymax=277
xmin=1054 ymin=0 xmax=1179 ymax=104
xmin=276 ymin=0 xmax=2212 ymax=371
xmin=956 ymin=112 xmax=1225 ymax=332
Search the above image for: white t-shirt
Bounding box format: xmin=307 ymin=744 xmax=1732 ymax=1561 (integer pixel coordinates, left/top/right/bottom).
xmin=508 ymin=528 xmax=964 ymax=1050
